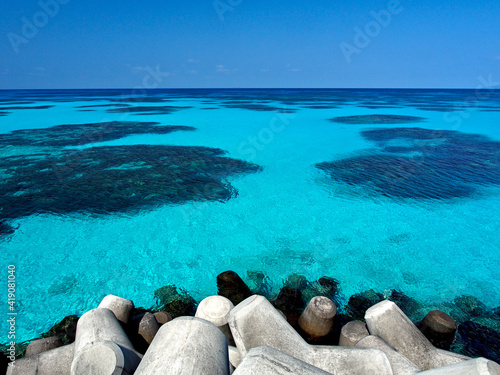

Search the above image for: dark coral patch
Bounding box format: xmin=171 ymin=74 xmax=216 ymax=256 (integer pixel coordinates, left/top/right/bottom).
xmin=0 ymin=121 xmax=195 ymax=147
xmin=0 ymin=145 xmax=262 ymax=221
xmin=76 ymin=104 xmax=131 ymax=109
xmin=302 ymin=105 xmax=341 ymax=109
xmin=0 ymin=221 xmax=16 ymax=237
xmin=221 ymin=103 xmax=297 ymax=113
xmin=107 ymin=106 xmax=192 ymax=115
xmin=329 ymin=115 xmax=426 ymax=124
xmin=0 ymin=105 xmax=54 ymax=110
xmin=317 ymin=128 xmax=500 ymax=200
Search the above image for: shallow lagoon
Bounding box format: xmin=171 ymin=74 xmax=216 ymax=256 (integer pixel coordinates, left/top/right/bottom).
xmin=0 ymin=89 xmax=499 ymax=342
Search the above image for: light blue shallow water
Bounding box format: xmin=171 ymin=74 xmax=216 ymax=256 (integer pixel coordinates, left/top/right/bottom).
xmin=0 ymin=89 xmax=499 ymax=342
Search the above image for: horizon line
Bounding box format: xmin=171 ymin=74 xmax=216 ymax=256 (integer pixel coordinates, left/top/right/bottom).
xmin=0 ymin=87 xmax=496 ymax=91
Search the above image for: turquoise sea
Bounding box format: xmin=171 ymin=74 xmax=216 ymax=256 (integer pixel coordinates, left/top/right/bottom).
xmin=0 ymin=89 xmax=499 ymax=343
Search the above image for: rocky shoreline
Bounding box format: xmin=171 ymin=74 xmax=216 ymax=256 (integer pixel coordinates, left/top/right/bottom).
xmin=2 ymin=271 xmax=500 ymax=374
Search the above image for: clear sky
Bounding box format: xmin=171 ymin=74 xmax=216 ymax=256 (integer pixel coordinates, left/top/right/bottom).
xmin=1 ymin=0 xmax=499 ymax=89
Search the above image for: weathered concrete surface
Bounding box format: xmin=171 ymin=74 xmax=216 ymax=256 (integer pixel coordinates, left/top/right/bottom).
xmin=138 ymin=312 xmax=160 ymax=345
xmin=98 ymin=294 xmax=134 ymax=324
xmin=228 ymin=346 xmax=243 ymax=368
xmin=339 ymin=321 xmax=369 ymax=347
xmin=298 ymin=296 xmax=337 ymax=339
xmin=196 ymin=295 xmax=235 ymax=346
xmin=135 ymin=317 xmax=230 ymax=375
xmin=6 ymin=343 xmax=74 ymax=375
xmin=356 ymin=335 xmax=421 ymax=375
xmin=25 ymin=337 xmax=63 ymax=358
xmin=233 ymin=346 xmax=333 ymax=375
xmin=228 ymin=295 xmax=392 ymax=375
xmin=71 ymin=308 xmax=141 ymax=375
xmin=365 ymin=301 xmax=469 ymax=371
xmin=417 ymin=358 xmax=500 ymax=375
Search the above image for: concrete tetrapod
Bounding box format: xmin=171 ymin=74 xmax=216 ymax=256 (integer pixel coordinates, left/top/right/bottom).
xmin=365 ymin=301 xmax=469 ymax=371
xmin=196 ymin=295 xmax=235 ymax=345
xmin=228 ymin=346 xmax=243 ymax=368
xmin=233 ymin=346 xmax=333 ymax=375
xmin=228 ymin=295 xmax=393 ymax=375
xmin=98 ymin=294 xmax=134 ymax=324
xmin=25 ymin=336 xmax=63 ymax=357
xmin=355 ymin=336 xmax=421 ymax=375
xmin=71 ymin=308 xmax=142 ymax=375
xmin=135 ymin=317 xmax=230 ymax=375
xmin=6 ymin=343 xmax=74 ymax=375
xmin=417 ymin=358 xmax=500 ymax=375
xmin=339 ymin=321 xmax=369 ymax=347
xmin=298 ymin=296 xmax=337 ymax=339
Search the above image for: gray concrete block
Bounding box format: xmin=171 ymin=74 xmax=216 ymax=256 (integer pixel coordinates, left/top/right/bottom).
xmin=138 ymin=312 xmax=160 ymax=345
xmin=98 ymin=294 xmax=134 ymax=325
xmin=153 ymin=311 xmax=172 ymax=325
xmin=196 ymin=295 xmax=235 ymax=346
xmin=229 ymin=345 xmax=243 ymax=368
xmin=356 ymin=335 xmax=421 ymax=375
xmin=71 ymin=308 xmax=141 ymax=375
xmin=365 ymin=300 xmax=469 ymax=371
xmin=298 ymin=296 xmax=337 ymax=339
xmin=6 ymin=343 xmax=74 ymax=375
xmin=417 ymin=358 xmax=500 ymax=375
xmin=135 ymin=317 xmax=230 ymax=375
xmin=233 ymin=346 xmax=333 ymax=375
xmin=228 ymin=295 xmax=392 ymax=375
xmin=71 ymin=341 xmax=141 ymax=375
xmin=339 ymin=321 xmax=369 ymax=347
xmin=25 ymin=337 xmax=63 ymax=358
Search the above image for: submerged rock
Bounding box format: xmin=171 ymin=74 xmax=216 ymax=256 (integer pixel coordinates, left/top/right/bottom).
xmin=388 ymin=289 xmax=421 ymax=318
xmin=217 ymin=271 xmax=253 ymax=305
xmin=245 ymin=270 xmax=272 ymax=297
xmin=273 ymin=287 xmax=305 ymax=326
xmin=153 ymin=285 xmax=196 ymax=317
xmin=453 ymin=295 xmax=488 ymax=319
xmin=454 ymin=321 xmax=500 ymax=363
xmin=41 ymin=315 xmax=79 ymax=345
xmin=346 ymin=289 xmax=384 ymax=321
xmin=0 ymin=221 xmax=15 ymax=237
xmin=302 ymin=276 xmax=341 ymax=305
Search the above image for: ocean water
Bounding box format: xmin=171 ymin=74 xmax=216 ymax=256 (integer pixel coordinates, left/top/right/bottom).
xmin=0 ymin=89 xmax=499 ymax=342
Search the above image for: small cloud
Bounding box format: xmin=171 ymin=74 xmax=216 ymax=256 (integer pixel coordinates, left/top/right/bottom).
xmin=35 ymin=67 xmax=46 ymax=71
xmin=260 ymin=68 xmax=271 ymax=72
xmin=288 ymin=68 xmax=301 ymax=72
xmin=216 ymin=64 xmax=238 ymax=73
xmin=495 ymin=56 xmax=500 ymax=60
xmin=188 ymin=70 xmax=198 ymax=74
xmin=187 ymin=58 xmax=198 ymax=63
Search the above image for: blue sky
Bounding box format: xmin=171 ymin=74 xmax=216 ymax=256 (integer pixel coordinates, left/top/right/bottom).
xmin=1 ymin=0 xmax=499 ymax=88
